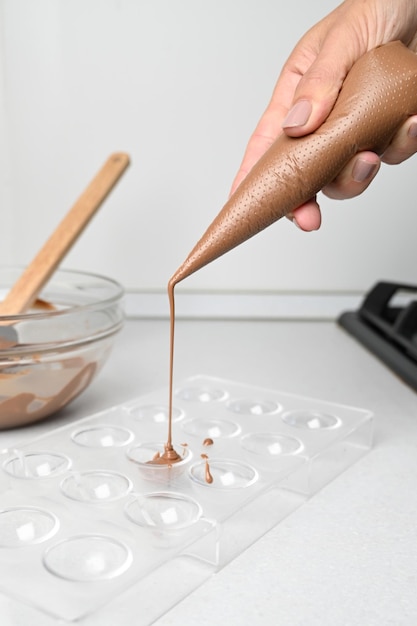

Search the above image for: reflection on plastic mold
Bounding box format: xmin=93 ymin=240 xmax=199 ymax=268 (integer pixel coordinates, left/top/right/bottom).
xmin=3 ymin=451 xmax=71 ymax=479
xmin=181 ymin=417 xmax=241 ymax=439
xmin=282 ymin=410 xmax=341 ymax=430
xmin=0 ymin=507 xmax=59 ymax=547
xmin=175 ymin=386 xmax=228 ymax=402
xmin=189 ymin=458 xmax=258 ymax=489
xmin=241 ymin=432 xmax=303 ymax=457
xmin=226 ymin=398 xmax=282 ymax=416
xmin=43 ymin=534 xmax=133 ymax=582
xmin=71 ymin=425 xmax=134 ymax=448
xmin=128 ymin=404 xmax=184 ymax=424
xmin=125 ymin=492 xmax=202 ymax=531
xmin=60 ymin=471 xmax=133 ymax=503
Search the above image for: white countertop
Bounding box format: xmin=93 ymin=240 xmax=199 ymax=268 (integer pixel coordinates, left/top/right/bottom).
xmin=2 ymin=318 xmax=417 ymax=626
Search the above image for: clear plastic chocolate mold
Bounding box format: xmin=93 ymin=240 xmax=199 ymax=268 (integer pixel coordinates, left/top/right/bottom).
xmin=175 ymin=385 xmax=228 ymax=403
xmin=125 ymin=492 xmax=202 ymax=531
xmin=282 ymin=409 xmax=341 ymax=430
xmin=127 ymin=442 xmax=192 ymax=482
xmin=181 ymin=417 xmax=241 ymax=439
xmin=0 ymin=375 xmax=373 ymax=625
xmin=226 ymin=397 xmax=282 ymax=416
xmin=71 ymin=425 xmax=134 ymax=448
xmin=128 ymin=403 xmax=185 ymax=423
xmin=189 ymin=458 xmax=258 ymax=489
xmin=3 ymin=450 xmax=71 ymax=479
xmin=0 ymin=506 xmax=59 ymax=547
xmin=43 ymin=534 xmax=133 ymax=581
xmin=241 ymin=432 xmax=303 ymax=457
xmin=60 ymin=470 xmax=133 ymax=503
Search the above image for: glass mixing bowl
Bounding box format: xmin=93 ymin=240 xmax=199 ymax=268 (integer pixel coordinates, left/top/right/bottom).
xmin=0 ymin=268 xmax=124 ymax=428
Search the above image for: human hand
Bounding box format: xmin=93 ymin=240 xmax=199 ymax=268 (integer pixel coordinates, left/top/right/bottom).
xmin=231 ymin=0 xmax=417 ymax=231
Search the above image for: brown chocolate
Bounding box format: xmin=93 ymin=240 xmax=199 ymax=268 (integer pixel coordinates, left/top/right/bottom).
xmin=32 ymin=298 xmax=56 ymax=311
xmin=201 ymin=453 xmax=213 ymax=484
xmin=170 ymin=42 xmax=417 ymax=285
xmin=0 ymin=361 xmax=97 ymax=429
xmin=146 ymin=444 xmax=182 ymax=465
xmin=162 ymin=283 xmax=182 ymax=465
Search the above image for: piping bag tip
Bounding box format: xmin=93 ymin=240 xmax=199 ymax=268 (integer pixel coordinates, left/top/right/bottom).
xmin=170 ymin=41 xmax=417 ymax=288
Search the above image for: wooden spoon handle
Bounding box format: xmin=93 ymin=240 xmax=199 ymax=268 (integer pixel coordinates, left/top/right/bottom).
xmin=0 ymin=152 xmax=130 ymax=316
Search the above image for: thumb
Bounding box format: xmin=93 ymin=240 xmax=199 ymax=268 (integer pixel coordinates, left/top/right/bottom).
xmin=282 ymin=39 xmax=361 ymax=137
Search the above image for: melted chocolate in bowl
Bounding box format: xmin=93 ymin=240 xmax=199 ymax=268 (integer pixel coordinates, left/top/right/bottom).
xmin=0 ymin=268 xmax=124 ymax=429
xmin=0 ymin=357 xmax=99 ymax=429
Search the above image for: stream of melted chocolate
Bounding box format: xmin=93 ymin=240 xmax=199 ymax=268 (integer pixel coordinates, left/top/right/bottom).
xmin=146 ymin=278 xmax=182 ymax=465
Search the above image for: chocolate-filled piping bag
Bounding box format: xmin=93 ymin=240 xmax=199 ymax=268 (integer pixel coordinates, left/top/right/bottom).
xmin=170 ymin=41 xmax=417 ymax=286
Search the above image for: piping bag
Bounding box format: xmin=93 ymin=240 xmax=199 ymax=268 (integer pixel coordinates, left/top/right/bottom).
xmin=165 ymin=41 xmax=417 ymax=465
xmin=170 ymin=41 xmax=417 ymax=287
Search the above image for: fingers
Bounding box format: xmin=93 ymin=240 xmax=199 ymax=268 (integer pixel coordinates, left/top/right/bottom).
xmin=282 ymin=31 xmax=362 ymax=138
xmin=287 ymin=152 xmax=380 ymax=232
xmin=231 ymin=0 xmax=417 ymax=221
xmin=281 ymin=63 xmax=345 ymax=138
xmin=230 ymin=26 xmax=338 ymax=198
xmin=275 ymin=112 xmax=417 ymax=232
xmin=231 ymin=21 xmax=362 ymax=195
xmin=323 ymin=152 xmax=380 ymax=200
xmin=320 ymin=114 xmax=417 ymax=203
xmin=286 ymin=121 xmax=417 ymax=231
xmin=382 ymin=114 xmax=417 ymax=164
xmin=286 ymin=198 xmax=322 ymax=232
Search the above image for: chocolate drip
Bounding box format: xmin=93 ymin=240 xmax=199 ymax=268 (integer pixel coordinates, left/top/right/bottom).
xmin=201 ymin=453 xmax=213 ymax=484
xmin=170 ymin=42 xmax=417 ymax=286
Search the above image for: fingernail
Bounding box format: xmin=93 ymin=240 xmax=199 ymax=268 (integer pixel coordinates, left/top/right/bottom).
xmin=282 ymin=100 xmax=312 ymax=128
xmin=408 ymin=122 xmax=417 ymax=138
xmin=352 ymin=159 xmax=378 ymax=183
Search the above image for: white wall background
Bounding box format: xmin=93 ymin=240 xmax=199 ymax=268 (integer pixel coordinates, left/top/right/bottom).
xmin=0 ymin=0 xmax=416 ymax=302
